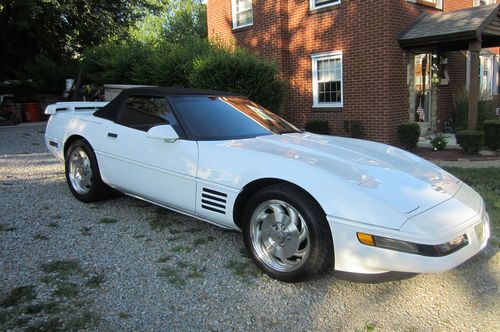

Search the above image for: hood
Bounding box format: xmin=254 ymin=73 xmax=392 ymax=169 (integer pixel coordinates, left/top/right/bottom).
xmin=231 ymin=133 xmax=461 ymax=221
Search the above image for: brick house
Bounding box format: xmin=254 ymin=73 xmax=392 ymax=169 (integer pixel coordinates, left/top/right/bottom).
xmin=206 ymin=0 xmax=500 ymax=144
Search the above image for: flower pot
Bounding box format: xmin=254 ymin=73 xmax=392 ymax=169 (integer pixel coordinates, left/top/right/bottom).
xmin=23 ymin=103 xmax=41 ymax=122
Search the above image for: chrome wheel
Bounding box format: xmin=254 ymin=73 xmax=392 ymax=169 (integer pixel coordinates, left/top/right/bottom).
xmin=249 ymin=200 xmax=310 ymax=272
xmin=68 ymin=148 xmax=92 ymax=195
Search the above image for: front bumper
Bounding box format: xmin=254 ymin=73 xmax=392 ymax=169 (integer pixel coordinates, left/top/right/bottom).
xmin=327 ymin=211 xmax=490 ymax=274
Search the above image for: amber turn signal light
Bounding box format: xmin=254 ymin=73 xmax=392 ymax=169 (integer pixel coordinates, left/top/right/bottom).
xmin=357 ymin=232 xmax=375 ymax=246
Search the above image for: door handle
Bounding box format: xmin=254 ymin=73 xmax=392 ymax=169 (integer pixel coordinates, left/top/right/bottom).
xmin=107 ymin=133 xmax=118 ymax=138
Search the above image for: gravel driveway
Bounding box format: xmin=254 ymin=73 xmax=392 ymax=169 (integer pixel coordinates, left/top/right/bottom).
xmin=1 ymin=123 xmax=499 ymax=331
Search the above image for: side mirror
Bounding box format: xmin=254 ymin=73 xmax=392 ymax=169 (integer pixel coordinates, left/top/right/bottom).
xmin=146 ymin=125 xmax=179 ymax=143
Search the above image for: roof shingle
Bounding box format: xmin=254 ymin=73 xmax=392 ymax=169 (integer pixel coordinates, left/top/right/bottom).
xmin=399 ymin=4 xmax=500 ymax=50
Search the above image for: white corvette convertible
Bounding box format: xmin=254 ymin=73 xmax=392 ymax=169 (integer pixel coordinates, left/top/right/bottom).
xmin=44 ymin=87 xmax=490 ymax=282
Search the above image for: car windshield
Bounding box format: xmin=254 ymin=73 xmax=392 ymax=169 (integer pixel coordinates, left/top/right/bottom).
xmin=168 ymin=96 xmax=301 ymax=140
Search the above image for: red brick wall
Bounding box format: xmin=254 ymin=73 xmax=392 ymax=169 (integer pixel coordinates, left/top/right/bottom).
xmin=285 ymin=0 xmax=392 ymax=139
xmin=207 ymin=0 xmax=289 ymax=71
xmin=444 ymin=0 xmax=474 ymax=10
xmin=207 ymin=0 xmax=234 ymax=43
xmin=206 ymin=0 xmax=491 ymax=143
xmin=282 ymin=0 xmax=436 ymax=143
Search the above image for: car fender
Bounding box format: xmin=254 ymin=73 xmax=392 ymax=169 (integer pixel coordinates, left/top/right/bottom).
xmin=197 ymin=141 xmax=408 ymax=230
xmin=45 ymin=111 xmax=109 ymax=161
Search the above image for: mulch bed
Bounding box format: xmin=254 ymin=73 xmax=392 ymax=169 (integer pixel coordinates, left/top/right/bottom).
xmin=410 ymin=147 xmax=500 ymax=161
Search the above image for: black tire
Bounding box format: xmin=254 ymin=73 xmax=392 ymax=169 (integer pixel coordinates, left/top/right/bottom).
xmin=65 ymin=139 xmax=114 ymax=202
xmin=242 ymin=183 xmax=334 ymax=282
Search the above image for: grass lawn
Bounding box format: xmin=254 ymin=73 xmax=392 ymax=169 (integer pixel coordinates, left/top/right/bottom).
xmin=444 ymin=167 xmax=499 ymax=246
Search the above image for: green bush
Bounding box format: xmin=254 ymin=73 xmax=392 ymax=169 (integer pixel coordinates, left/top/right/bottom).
xmin=452 ymin=90 xmax=497 ymax=131
xmin=81 ymin=39 xmax=285 ymax=113
xmin=17 ymin=55 xmax=78 ymax=94
xmin=456 ymin=130 xmax=485 ymax=154
xmin=483 ymin=120 xmax=500 ymax=150
xmin=348 ymin=120 xmax=364 ymax=139
xmin=397 ymin=123 xmax=421 ymax=149
xmin=82 ymin=41 xmax=155 ymax=85
xmin=452 ymin=90 xmax=468 ymax=131
xmin=132 ymin=38 xmax=211 ymax=87
xmin=190 ymin=48 xmax=285 ymax=113
xmin=430 ymin=133 xmax=448 ymax=150
xmin=305 ymin=120 xmax=330 ymax=135
xmin=82 ymin=39 xmax=210 ymax=86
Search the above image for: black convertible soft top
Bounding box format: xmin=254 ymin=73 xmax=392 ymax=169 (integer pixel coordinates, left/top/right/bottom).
xmin=94 ymin=87 xmax=241 ymax=122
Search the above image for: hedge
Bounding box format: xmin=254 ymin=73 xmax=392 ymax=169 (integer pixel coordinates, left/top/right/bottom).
xmin=189 ymin=49 xmax=284 ymax=112
xmin=483 ymin=120 xmax=500 ymax=150
xmin=305 ymin=120 xmax=330 ymax=135
xmin=81 ymin=39 xmax=285 ymax=113
xmin=397 ymin=123 xmax=421 ymax=149
xmin=456 ymin=130 xmax=485 ymax=154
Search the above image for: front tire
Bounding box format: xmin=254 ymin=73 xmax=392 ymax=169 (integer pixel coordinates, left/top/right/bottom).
xmin=242 ymin=184 xmax=334 ymax=282
xmin=65 ymin=140 xmax=113 ymax=202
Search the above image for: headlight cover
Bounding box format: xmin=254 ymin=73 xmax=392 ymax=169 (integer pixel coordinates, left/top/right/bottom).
xmin=357 ymin=232 xmax=469 ymax=257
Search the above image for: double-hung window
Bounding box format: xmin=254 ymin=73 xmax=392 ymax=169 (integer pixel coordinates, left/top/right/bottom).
xmin=312 ymin=52 xmax=343 ymax=108
xmin=406 ymin=0 xmax=443 ymax=10
xmin=473 ymin=0 xmax=496 ymax=6
xmin=310 ymin=0 xmax=341 ymax=10
xmin=232 ymin=0 xmax=253 ymax=29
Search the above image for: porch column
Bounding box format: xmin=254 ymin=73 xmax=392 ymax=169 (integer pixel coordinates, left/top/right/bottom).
xmin=468 ymin=40 xmax=481 ymax=130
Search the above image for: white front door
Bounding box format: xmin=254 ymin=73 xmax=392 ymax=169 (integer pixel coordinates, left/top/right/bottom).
xmin=414 ymin=53 xmax=433 ymax=133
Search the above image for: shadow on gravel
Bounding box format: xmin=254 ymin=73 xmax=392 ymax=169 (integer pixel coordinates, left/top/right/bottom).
xmin=333 ymin=271 xmax=418 ymax=284
xmin=453 ymin=245 xmax=499 ymax=306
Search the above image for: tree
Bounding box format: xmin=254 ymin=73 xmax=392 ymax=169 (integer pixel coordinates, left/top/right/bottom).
xmin=129 ymin=0 xmax=207 ymax=44
xmin=0 ymin=0 xmax=159 ymax=79
xmin=162 ymin=0 xmax=207 ymax=42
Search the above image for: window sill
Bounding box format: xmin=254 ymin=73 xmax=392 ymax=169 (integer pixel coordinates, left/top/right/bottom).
xmin=312 ymin=105 xmax=343 ymax=112
xmin=232 ymin=24 xmax=253 ymax=32
xmin=410 ymin=0 xmax=442 ymax=10
xmin=309 ymin=3 xmax=341 ymax=15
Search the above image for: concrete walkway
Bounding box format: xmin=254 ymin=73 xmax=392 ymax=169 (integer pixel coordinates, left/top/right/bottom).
xmin=418 ymin=133 xmax=500 ymax=167
xmin=418 ymin=133 xmax=461 ymax=149
xmin=430 ymin=159 xmax=500 ymax=168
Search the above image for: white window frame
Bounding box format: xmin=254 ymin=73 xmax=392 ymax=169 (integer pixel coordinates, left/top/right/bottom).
xmin=406 ymin=0 xmax=443 ymax=10
xmin=311 ymin=51 xmax=343 ymax=108
xmin=231 ymin=0 xmax=253 ymax=29
xmin=467 ymin=51 xmax=499 ymax=97
xmin=310 ymin=0 xmax=341 ymax=11
xmin=473 ymin=0 xmax=496 ymax=6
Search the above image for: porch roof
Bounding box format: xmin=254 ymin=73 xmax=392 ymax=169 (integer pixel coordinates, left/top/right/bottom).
xmin=398 ymin=4 xmax=500 ymax=52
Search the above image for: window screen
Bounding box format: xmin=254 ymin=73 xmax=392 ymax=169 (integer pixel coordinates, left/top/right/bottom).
xmin=233 ymin=0 xmax=253 ymax=28
xmin=317 ymin=58 xmax=342 ymax=103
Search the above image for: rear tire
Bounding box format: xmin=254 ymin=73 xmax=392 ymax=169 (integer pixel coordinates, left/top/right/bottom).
xmin=65 ymin=140 xmax=114 ymax=202
xmin=242 ymin=183 xmax=334 ymax=282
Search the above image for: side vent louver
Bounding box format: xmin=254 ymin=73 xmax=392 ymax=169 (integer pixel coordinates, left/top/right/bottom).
xmin=201 ymin=188 xmax=227 ymax=214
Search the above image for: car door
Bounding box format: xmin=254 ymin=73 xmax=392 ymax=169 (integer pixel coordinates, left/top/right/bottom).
xmin=97 ymin=95 xmax=198 ymax=213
